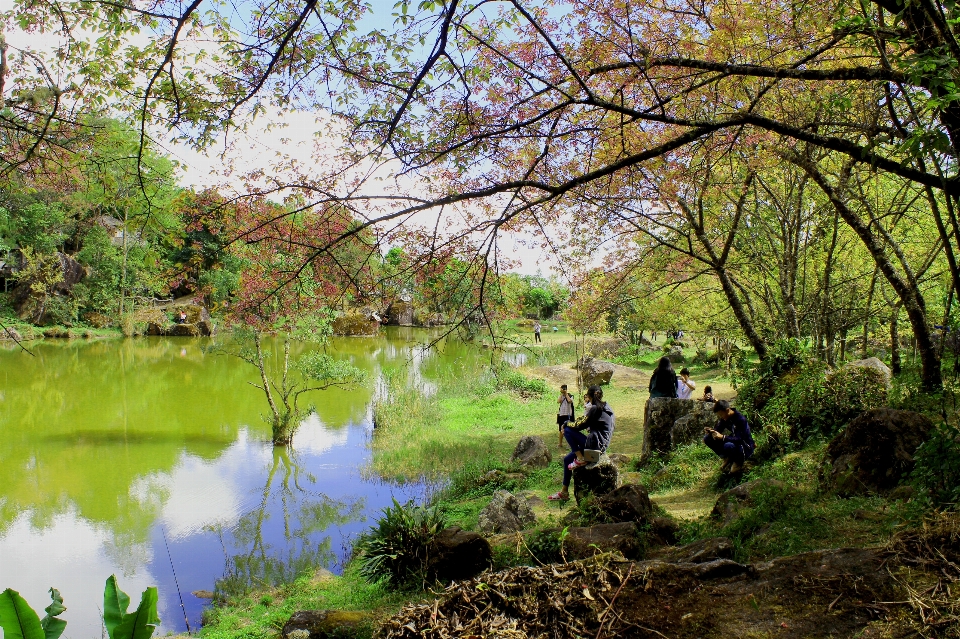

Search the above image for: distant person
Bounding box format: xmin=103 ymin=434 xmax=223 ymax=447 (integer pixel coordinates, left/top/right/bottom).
xmin=176 ymin=310 xmax=187 ymax=324
xmin=556 ymin=384 xmax=575 ymax=448
xmin=677 ymin=367 xmax=696 ymax=399
xmin=549 ymin=385 xmax=614 ymax=501
xmin=700 ymin=385 xmax=715 ymax=403
xmin=703 ymin=400 xmax=755 ymax=473
xmin=649 ymin=357 xmax=678 ymax=398
xmin=534 ymin=321 xmax=542 ymax=343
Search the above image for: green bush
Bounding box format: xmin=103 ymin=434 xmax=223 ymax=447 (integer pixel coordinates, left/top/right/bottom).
xmin=355 ymin=499 xmax=447 ymax=589
xmin=911 ymin=422 xmax=960 ymax=509
xmin=735 ymin=340 xmax=888 ymax=442
xmin=493 ymin=366 xmax=548 ymax=398
xmin=525 ymin=528 xmax=565 ymax=563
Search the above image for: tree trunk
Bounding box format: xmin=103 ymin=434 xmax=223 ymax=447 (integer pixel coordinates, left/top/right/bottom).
xmin=794 ymin=156 xmax=943 ymax=390
xmin=891 ymin=303 xmax=902 ymax=375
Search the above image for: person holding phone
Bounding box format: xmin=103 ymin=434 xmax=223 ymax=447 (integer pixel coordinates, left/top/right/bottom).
xmin=703 ymin=400 xmax=755 ymax=473
xmin=557 ymin=384 xmax=575 ymax=447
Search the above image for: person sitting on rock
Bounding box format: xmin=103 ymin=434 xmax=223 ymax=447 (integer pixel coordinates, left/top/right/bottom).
xmin=649 ymin=356 xmax=678 ymax=398
xmin=703 ymin=399 xmax=755 ymax=473
xmin=175 ymin=310 xmax=188 ymax=324
xmin=700 ymin=385 xmax=715 ymax=402
xmin=549 ymin=385 xmax=615 ymax=501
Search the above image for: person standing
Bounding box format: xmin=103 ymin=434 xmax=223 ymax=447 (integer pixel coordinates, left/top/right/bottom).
xmin=534 ymin=321 xmax=542 ymax=343
xmin=703 ymin=400 xmax=755 ymax=473
xmin=649 ymin=357 xmax=678 ymax=398
xmin=556 ymin=384 xmax=575 ymax=447
xmin=677 ymin=367 xmax=696 ymax=399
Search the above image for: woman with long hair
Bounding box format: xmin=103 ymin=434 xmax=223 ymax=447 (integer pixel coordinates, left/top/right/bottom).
xmin=649 ymin=356 xmax=678 ymax=398
xmin=549 ymin=385 xmax=615 ymax=501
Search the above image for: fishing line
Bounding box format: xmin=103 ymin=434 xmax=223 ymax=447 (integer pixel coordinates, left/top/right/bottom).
xmin=161 ymin=525 xmax=192 ymax=634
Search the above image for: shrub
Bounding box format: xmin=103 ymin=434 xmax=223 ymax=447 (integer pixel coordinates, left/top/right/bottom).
xmin=735 ymin=340 xmax=888 ymax=442
xmin=493 ymin=366 xmax=548 ymax=398
xmin=525 ymin=528 xmax=566 ymax=563
xmin=355 ymin=499 xmax=447 ymax=589
xmin=911 ymin=422 xmax=960 ymax=509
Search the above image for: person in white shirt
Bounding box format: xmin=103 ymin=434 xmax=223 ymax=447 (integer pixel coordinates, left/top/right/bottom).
xmin=677 ymin=367 xmax=696 ymax=400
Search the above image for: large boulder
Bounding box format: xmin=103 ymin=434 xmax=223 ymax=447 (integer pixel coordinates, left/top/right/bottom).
xmin=576 ymin=356 xmax=615 ymax=386
xmin=820 ymin=409 xmax=933 ymax=496
xmin=510 ymin=435 xmax=552 ymax=469
xmin=170 ymin=323 xmax=200 ymax=337
xmin=595 ymin=484 xmax=654 ymax=524
xmin=562 ymin=522 xmax=642 ymax=559
xmin=386 ymin=301 xmax=414 ymax=326
xmin=839 ymin=357 xmax=893 ymax=390
xmin=0 ymin=327 xmax=22 ymax=341
xmin=147 ymin=322 xmax=168 ymax=336
xmin=572 ymin=455 xmax=620 ymax=504
xmin=477 ymin=490 xmax=536 ymax=534
xmin=665 ymin=346 xmax=685 ymax=363
xmin=281 ymin=610 xmax=369 ymax=639
xmin=711 ymin=479 xmax=793 ymax=526
xmin=641 ymin=398 xmax=716 ymax=461
xmin=426 ymin=526 xmax=492 ymax=581
xmin=332 ymin=311 xmax=379 ymax=336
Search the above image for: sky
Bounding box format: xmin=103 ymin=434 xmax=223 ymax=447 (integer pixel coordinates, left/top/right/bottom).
xmin=0 ymin=0 xmax=576 ymax=277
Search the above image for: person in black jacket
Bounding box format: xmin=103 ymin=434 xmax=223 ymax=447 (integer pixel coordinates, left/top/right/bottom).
xmin=703 ymin=400 xmax=756 ymax=473
xmin=549 ymin=385 xmax=615 ymax=501
xmin=649 ymin=357 xmax=678 ymax=398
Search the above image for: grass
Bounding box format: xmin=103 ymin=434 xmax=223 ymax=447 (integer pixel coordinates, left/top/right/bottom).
xmin=369 ymin=365 xmax=556 ymax=481
xmin=199 ymin=564 xmax=418 ymax=639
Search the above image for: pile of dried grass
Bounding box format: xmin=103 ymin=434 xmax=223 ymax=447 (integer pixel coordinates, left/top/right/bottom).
xmin=885 ymin=512 xmax=960 ymax=637
xmin=377 ymin=554 xmax=644 ymax=639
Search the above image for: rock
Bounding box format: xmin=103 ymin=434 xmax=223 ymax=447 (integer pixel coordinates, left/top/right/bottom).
xmin=820 ymin=408 xmax=933 ymax=496
xmin=170 ymin=323 xmax=200 ymax=337
xmin=576 ymin=356 xmax=615 ymax=386
xmin=607 ymin=452 xmax=631 ymax=468
xmin=386 ymin=301 xmax=414 ymax=326
xmin=426 ymin=526 xmax=492 ymax=581
xmin=639 ymin=336 xmax=654 ymax=346
xmin=648 ymin=516 xmax=680 ymax=546
xmin=147 ymin=322 xmax=167 ymax=336
xmin=479 ymin=469 xmax=525 ymax=486
xmin=665 ymin=346 xmax=685 ymax=363
xmin=191 ymin=590 xmax=215 ymax=599
xmin=842 ymin=357 xmax=893 ymax=390
xmin=711 ymin=479 xmax=792 ymax=526
xmin=281 ymin=610 xmax=368 ymax=639
xmin=83 ymin=312 xmax=113 ymax=328
xmin=331 ymin=311 xmax=379 ymax=336
xmin=653 ymin=537 xmax=734 ymax=564
xmin=572 ymin=455 xmax=620 ymax=504
xmin=641 ymin=398 xmax=716 ymax=461
xmin=42 ymin=327 xmax=69 ymax=338
xmin=510 ymin=435 xmax=552 ymax=469
xmin=595 ymin=484 xmax=654 ymax=524
xmin=478 ymin=490 xmax=536 ymax=534
xmin=0 ymin=327 xmax=23 ymax=341
xmin=198 ymin=319 xmax=215 ymax=336
xmin=889 ymin=485 xmax=916 ymax=501
xmin=520 ymin=492 xmax=544 ymax=509
xmin=563 ymin=522 xmax=642 ymax=559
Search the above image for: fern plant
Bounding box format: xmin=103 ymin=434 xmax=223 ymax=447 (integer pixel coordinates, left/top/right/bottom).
xmin=356 ymin=498 xmax=447 ymax=589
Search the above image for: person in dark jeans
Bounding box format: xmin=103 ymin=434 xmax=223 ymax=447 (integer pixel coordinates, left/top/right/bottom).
xmin=549 ymin=385 xmax=615 ymax=501
xmin=648 ymin=356 xmax=678 ymax=398
xmin=703 ymin=400 xmax=755 ymax=473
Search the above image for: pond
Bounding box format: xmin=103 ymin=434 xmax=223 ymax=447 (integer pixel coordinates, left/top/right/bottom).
xmin=0 ymin=328 xmax=479 ymax=639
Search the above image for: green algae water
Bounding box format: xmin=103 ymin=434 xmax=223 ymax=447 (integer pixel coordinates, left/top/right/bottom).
xmin=0 ymin=328 xmax=477 ymax=639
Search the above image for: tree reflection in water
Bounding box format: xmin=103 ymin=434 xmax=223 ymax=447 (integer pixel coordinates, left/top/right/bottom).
xmin=211 ymin=444 xmax=364 ymax=597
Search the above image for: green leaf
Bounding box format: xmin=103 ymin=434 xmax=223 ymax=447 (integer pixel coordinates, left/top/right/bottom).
xmin=103 ymin=575 xmax=130 ymax=639
xmin=111 ymin=588 xmax=159 ymax=639
xmin=40 ymin=589 xmax=67 ymax=639
xmin=0 ymin=589 xmax=45 ymax=639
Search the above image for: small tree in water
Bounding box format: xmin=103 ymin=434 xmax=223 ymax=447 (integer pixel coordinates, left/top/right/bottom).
xmin=227 ymin=319 xmax=366 ymax=445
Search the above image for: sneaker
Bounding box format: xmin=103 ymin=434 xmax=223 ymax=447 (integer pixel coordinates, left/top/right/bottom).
xmin=548 ymin=491 xmax=569 ymax=501
xmin=730 ymin=462 xmax=743 ymax=473
xmin=720 ymin=458 xmax=732 ymax=472
xmin=567 ymin=458 xmax=588 ymax=470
